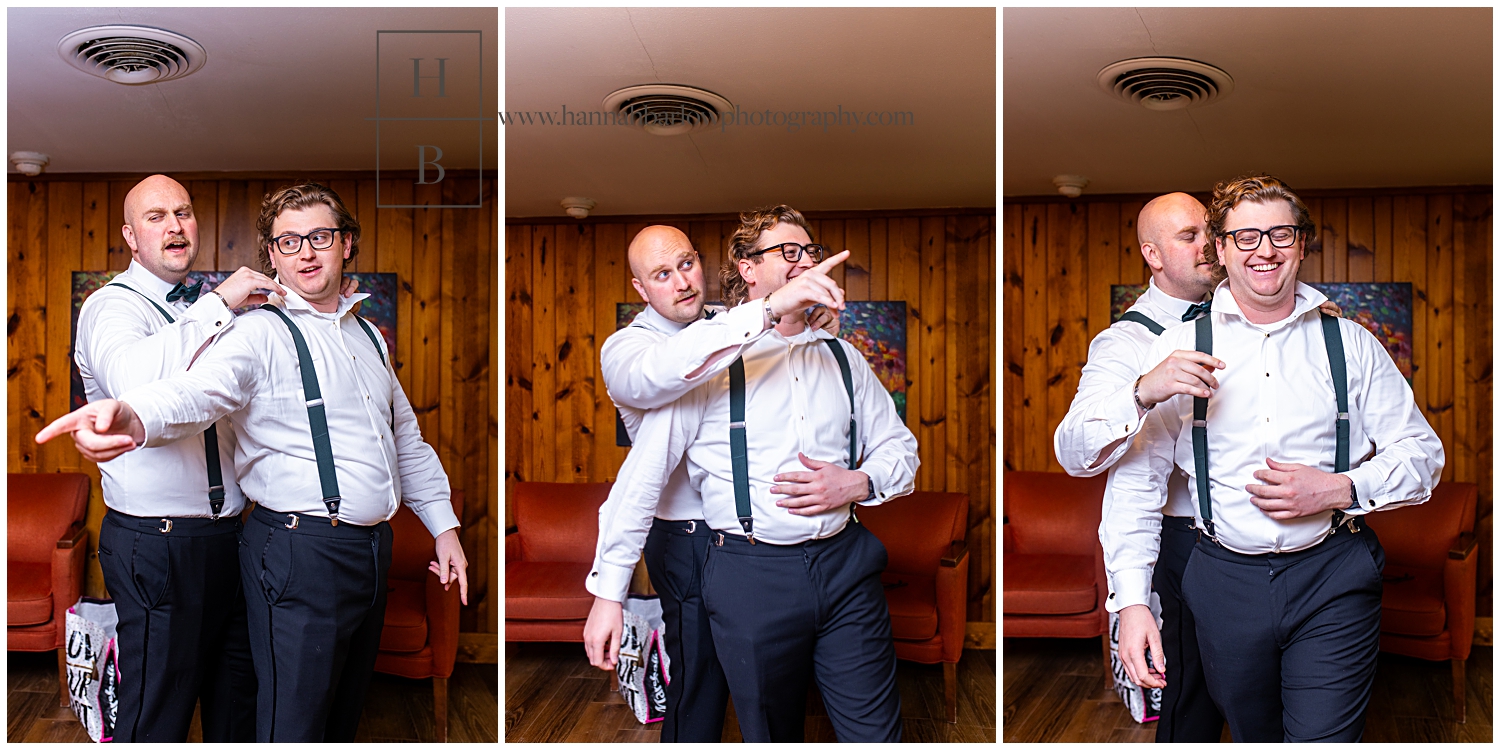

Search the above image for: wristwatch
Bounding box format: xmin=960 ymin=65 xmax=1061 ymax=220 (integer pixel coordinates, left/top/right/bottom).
xmin=865 ymin=476 xmax=876 ymax=501
xmin=1346 ymin=479 xmax=1360 ymax=511
xmin=763 ymin=291 xmax=780 ymax=326
xmin=1133 ymin=376 xmax=1153 ymax=412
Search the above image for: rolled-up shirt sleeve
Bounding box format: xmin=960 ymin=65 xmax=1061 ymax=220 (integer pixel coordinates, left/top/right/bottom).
xmin=1338 ymin=319 xmax=1445 ymax=514
xmin=601 ymin=302 xmax=769 ymax=411
xmin=1054 ymin=325 xmax=1152 ymax=477
xmin=585 ymin=390 xmax=705 ymax=602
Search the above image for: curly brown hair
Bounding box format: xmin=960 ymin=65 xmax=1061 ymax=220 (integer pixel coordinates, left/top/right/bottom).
xmin=256 ymin=182 xmax=361 ymax=277
xmin=1205 ymin=174 xmax=1317 ymax=261
xmin=720 ymin=205 xmax=816 ymax=307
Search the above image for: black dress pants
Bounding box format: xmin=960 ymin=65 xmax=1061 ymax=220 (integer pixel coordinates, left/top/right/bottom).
xmin=702 ymin=521 xmax=901 ymax=743
xmin=643 ymin=519 xmax=731 ymax=742
xmin=240 ymin=504 xmax=392 ymax=742
xmin=1182 ymin=521 xmax=1384 ymax=742
xmin=1153 ymin=515 xmax=1226 ymax=742
xmin=98 ymin=509 xmax=256 ymax=743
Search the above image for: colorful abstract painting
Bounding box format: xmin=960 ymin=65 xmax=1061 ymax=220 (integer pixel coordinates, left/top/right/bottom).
xmin=1109 ymin=282 xmax=1414 ymax=380
xmin=613 ymin=301 xmax=908 ymax=443
xmin=70 ymin=272 xmax=398 ymax=410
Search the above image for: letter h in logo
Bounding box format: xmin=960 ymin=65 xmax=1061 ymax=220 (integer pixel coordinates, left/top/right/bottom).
xmin=374 ymin=30 xmax=489 ymax=208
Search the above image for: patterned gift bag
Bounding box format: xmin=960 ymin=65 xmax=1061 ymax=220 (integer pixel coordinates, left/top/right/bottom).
xmin=64 ymin=598 xmax=119 ymax=742
xmin=1108 ymin=591 xmax=1163 ymax=724
xmin=617 ymin=595 xmax=671 ymax=725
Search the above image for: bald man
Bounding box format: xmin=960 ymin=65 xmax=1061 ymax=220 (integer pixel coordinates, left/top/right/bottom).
xmin=74 ymin=175 xmax=286 ymax=742
xmin=581 ymin=224 xmax=846 ymax=741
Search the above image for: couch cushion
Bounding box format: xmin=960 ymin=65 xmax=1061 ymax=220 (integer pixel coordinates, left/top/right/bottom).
xmin=1002 ymin=553 xmax=1097 ymax=616
xmin=506 ymin=562 xmax=594 ymax=620
xmin=379 ymin=579 xmax=429 ymax=654
xmin=8 ymin=561 xmax=53 ymax=627
xmin=882 ymin=575 xmax=938 ymax=641
xmin=1379 ymin=565 xmax=1446 ymax=638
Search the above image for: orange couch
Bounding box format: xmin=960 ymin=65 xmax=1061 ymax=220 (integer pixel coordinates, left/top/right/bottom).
xmin=8 ymin=472 xmax=90 ymax=706
xmin=504 ymin=482 xmax=611 ymax=642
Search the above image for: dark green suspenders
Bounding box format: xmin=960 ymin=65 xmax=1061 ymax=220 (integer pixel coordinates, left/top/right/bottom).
xmin=105 ymin=282 xmax=226 ymax=519
xmin=261 ymin=305 xmax=344 ymax=525
xmin=728 ymin=338 xmax=857 ymax=542
xmin=353 ymin=316 xmax=387 ymax=367
xmin=1192 ymin=311 xmax=1349 ymax=538
xmin=1118 ymin=310 xmax=1165 ymax=336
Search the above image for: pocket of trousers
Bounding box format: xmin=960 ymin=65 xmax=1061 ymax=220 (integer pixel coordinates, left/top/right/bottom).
xmin=258 ymin=529 xmax=295 ymax=605
xmin=129 ymin=533 xmax=172 ymax=610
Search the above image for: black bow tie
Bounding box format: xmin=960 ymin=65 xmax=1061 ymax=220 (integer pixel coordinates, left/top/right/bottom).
xmin=166 ymin=280 xmax=203 ymax=304
xmin=702 ymin=309 xmax=717 ymax=320
xmin=1182 ymin=300 xmax=1212 ymax=322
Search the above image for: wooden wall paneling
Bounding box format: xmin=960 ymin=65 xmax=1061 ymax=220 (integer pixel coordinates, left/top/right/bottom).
xmin=1427 ymin=194 xmax=1455 ymax=482
xmin=1086 ymin=202 xmax=1120 ymax=339
xmin=504 ymin=223 xmax=531 ymax=510
xmin=379 ymin=180 xmax=415 ymax=386
xmin=1117 ymin=200 xmax=1145 ymax=285
xmin=17 ymin=183 xmax=48 ymax=471
xmin=107 ymin=181 xmax=131 ymax=271
xmin=1324 ymin=197 xmax=1348 ymax=282
xmin=844 ymin=219 xmax=871 ymax=301
xmin=592 ymin=223 xmax=628 ymax=483
xmin=688 ymin=221 xmax=722 ymax=303
xmin=44 ymin=182 xmax=84 ymax=473
xmin=918 ymin=217 xmax=946 ymax=490
xmin=943 ymin=216 xmax=962 ymax=495
xmin=623 ymin=223 xmax=649 ymax=315
xmin=1002 ymin=205 xmax=1022 ymax=472
xmin=1299 ymin=199 xmax=1324 ymax=284
xmin=187 ymin=181 xmax=219 ymax=271
xmin=1398 ymin=196 xmax=1430 ymax=426
xmin=981 ymin=213 xmax=996 ymax=621
xmin=551 ymin=222 xmax=587 ymax=480
xmin=327 ymin=179 xmax=360 ymax=270
xmin=889 ymin=217 xmax=923 ymax=449
xmin=1044 ymin=203 xmax=1087 ymax=474
xmin=81 ymin=182 xmax=110 ymax=271
xmin=531 ymin=224 xmax=558 ymax=482
xmin=867 ymin=217 xmax=888 ymax=301
xmin=1477 ymin=196 xmax=1493 ymax=519
xmin=956 ymin=214 xmax=988 ymax=620
xmin=822 ymin=219 xmax=847 ymax=291
xmin=1373 ymin=196 xmax=1394 ymax=283
xmin=8 ymin=184 xmax=32 ymax=470
xmin=437 ymin=198 xmax=460 ymax=522
xmin=483 ymin=192 xmax=499 ymax=634
xmin=217 ymin=180 xmax=264 ymax=273
xmin=356 ymin=179 xmax=380 ymax=272
xmin=1347 ymin=197 xmax=1374 ymax=282
xmin=412 ymin=183 xmax=444 ymax=446
xmin=1020 ymin=205 xmax=1047 ymax=471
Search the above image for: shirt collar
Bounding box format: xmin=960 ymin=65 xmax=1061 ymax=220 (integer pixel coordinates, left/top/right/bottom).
xmin=635 ymin=303 xmax=693 ymax=334
xmin=272 ymin=284 xmax=369 ymax=318
xmin=1210 ymin=279 xmax=1328 ymax=328
xmin=1141 ymin=277 xmax=1204 ymax=321
xmin=120 ymin=259 xmax=183 ymax=301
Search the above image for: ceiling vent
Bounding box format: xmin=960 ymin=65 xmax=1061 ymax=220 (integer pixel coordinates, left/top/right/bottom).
xmin=602 ymin=84 xmax=733 ymax=136
xmin=57 ymin=25 xmax=207 ymax=85
xmin=1096 ymin=57 xmax=1233 ymax=111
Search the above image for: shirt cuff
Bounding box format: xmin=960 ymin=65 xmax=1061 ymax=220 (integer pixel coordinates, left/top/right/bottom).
xmin=585 ymin=560 xmax=635 ymax=603
xmin=723 ymin=298 xmax=769 ymax=340
xmin=1340 ymin=467 xmax=1381 ymax=515
xmin=1105 ymin=568 xmax=1153 ymax=613
xmin=1087 ymin=383 xmax=1146 ymax=470
xmin=183 ymin=292 xmax=233 ymax=330
xmin=413 ymin=501 xmax=461 ymax=538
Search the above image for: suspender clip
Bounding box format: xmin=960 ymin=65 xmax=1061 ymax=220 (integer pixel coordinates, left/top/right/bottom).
xmin=324 ymin=497 xmax=342 ymax=526
xmin=158 ymin=519 xmax=173 ymax=534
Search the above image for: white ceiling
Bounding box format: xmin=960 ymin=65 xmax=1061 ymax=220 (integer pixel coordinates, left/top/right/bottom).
xmin=504 ymin=7 xmax=996 ymax=217
xmin=1004 ymin=7 xmax=1491 ymax=196
xmin=8 ymin=7 xmax=497 ymax=173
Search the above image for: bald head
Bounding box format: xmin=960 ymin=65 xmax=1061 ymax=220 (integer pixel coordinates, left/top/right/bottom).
xmin=121 ymin=174 xmax=199 ymax=283
xmin=1137 ymin=192 xmax=1217 ymax=301
xmin=628 ymin=225 xmax=706 ymax=323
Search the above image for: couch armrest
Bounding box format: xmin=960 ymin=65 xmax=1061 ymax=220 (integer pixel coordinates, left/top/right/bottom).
xmin=935 ymin=553 xmax=969 ymax=664
xmin=425 ymin=569 xmax=463 ymax=679
xmin=57 ymin=522 xmax=87 ymax=549
xmin=1444 ymin=539 xmax=1480 ymax=662
xmin=51 ymin=534 xmax=88 ymax=649
xmin=506 ymin=527 xmax=521 ymax=564
xmin=941 ymin=540 xmax=968 ymax=568
xmin=1449 ymin=532 xmax=1477 ymax=560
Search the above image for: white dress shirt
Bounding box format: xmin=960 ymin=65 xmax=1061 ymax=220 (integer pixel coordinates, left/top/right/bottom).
xmin=75 ymin=260 xmax=244 ymax=518
xmin=585 ymin=310 xmax=919 ymax=602
xmin=120 ymin=288 xmax=460 ymax=536
xmin=1104 ymin=281 xmax=1444 ymax=611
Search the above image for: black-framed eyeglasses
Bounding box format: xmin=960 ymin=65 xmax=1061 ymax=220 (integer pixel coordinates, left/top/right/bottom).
xmin=747 ymin=242 xmax=826 ymax=263
xmin=1220 ymin=225 xmax=1303 ymax=251
xmin=270 ymin=228 xmax=341 ymax=255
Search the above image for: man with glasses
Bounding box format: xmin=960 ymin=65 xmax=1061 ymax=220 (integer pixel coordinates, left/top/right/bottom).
xmin=1106 ymin=174 xmax=1442 ymax=741
xmin=581 ymin=224 xmax=847 ymax=741
xmin=584 ymin=205 xmax=918 ymax=741
xmin=39 ymin=182 xmax=468 ymax=742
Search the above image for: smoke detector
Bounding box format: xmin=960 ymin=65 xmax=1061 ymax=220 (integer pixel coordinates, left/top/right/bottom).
xmin=57 ymin=25 xmax=207 ymax=85
xmin=1053 ymin=175 xmax=1089 ymax=198
xmin=10 ymin=152 xmax=50 ymax=177
xmin=602 ymin=84 xmax=733 ymax=136
xmin=1096 ymin=57 xmax=1233 ymax=111
xmin=561 ymin=197 xmax=596 ymax=219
